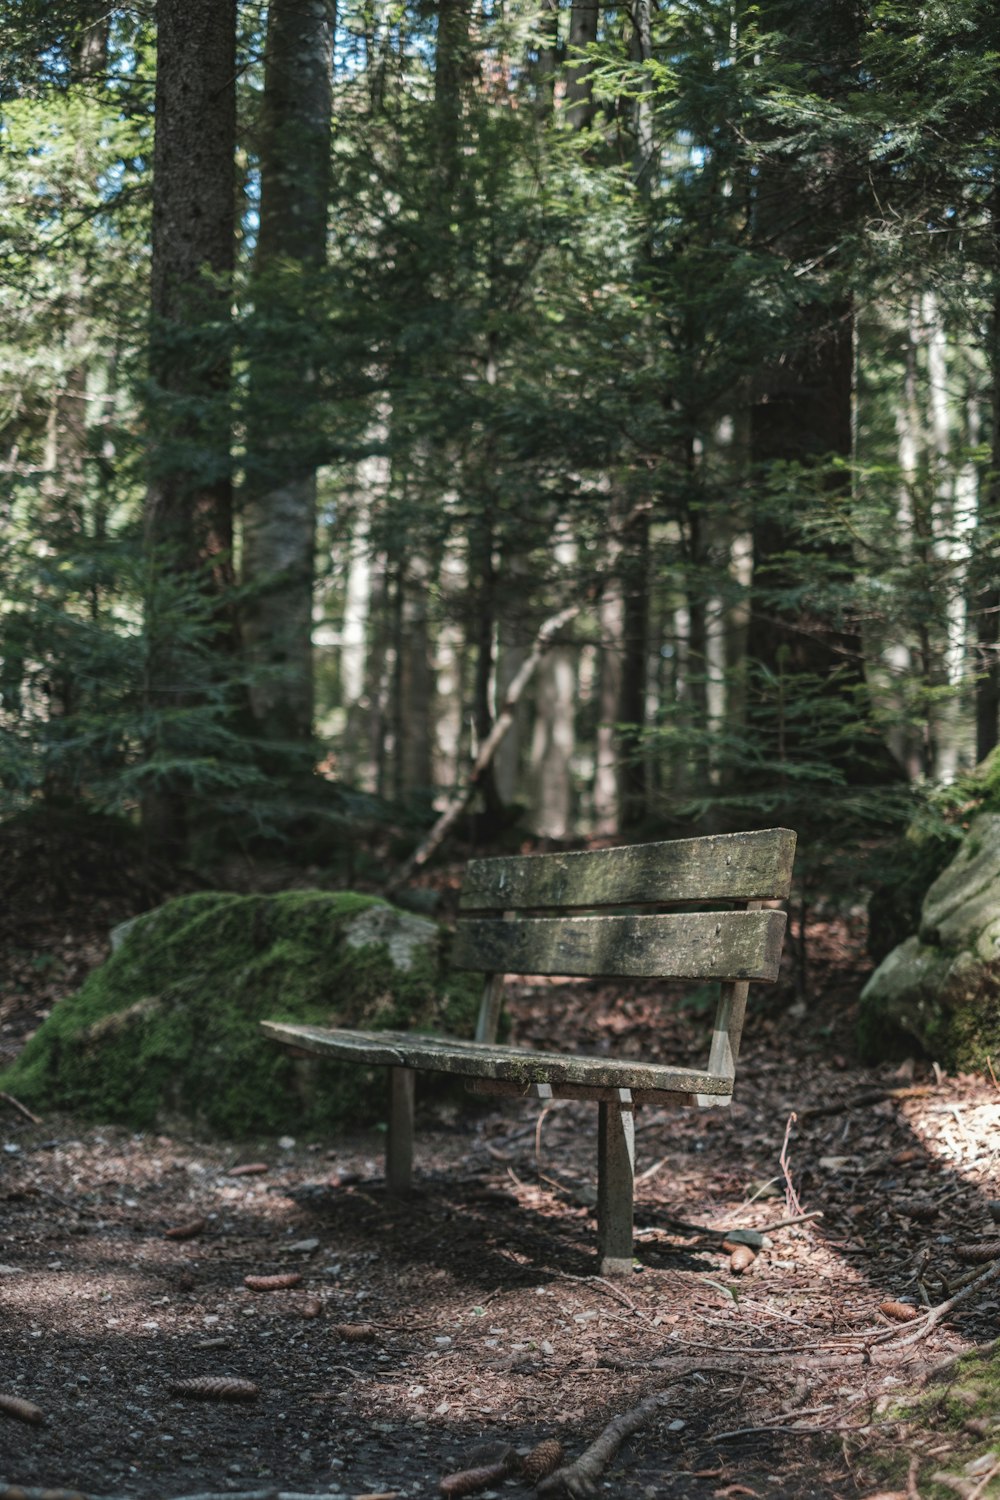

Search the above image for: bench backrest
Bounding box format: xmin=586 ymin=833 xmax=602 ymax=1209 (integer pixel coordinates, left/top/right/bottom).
xmin=453 ymin=828 xmax=796 ymax=1091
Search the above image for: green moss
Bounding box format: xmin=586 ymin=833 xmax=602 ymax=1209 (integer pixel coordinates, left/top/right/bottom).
xmin=860 ymin=1342 xmax=1000 ymax=1499
xmin=0 ymin=891 xmax=482 ymax=1137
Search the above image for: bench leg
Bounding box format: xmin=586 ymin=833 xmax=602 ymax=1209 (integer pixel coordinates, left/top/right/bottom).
xmin=597 ymin=1090 xmax=635 ymax=1275
xmin=386 ymin=1067 xmax=414 ymax=1194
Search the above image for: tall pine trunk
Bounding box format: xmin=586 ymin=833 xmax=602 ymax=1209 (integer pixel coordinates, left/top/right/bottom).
xmin=143 ymin=0 xmax=237 ymax=852
xmin=977 ymin=244 xmax=1000 ymax=761
xmin=242 ymin=0 xmax=335 ymax=747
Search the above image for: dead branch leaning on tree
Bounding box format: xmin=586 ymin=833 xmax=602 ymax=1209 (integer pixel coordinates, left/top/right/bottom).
xmin=382 ymin=499 xmax=652 ymax=896
xmin=384 ymin=601 xmax=582 ymax=894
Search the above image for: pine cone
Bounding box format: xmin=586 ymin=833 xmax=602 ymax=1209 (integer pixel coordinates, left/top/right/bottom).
xmin=955 ymin=1242 xmax=1000 ymax=1264
xmin=167 ymin=1376 xmax=259 ymax=1401
xmin=440 ymin=1446 xmax=519 ymax=1497
xmin=521 ymin=1438 xmax=565 ymax=1486
xmin=243 ymin=1272 xmax=303 ymax=1290
xmin=165 ymin=1217 xmax=206 ymax=1240
xmin=0 ymin=1392 xmax=45 ymax=1424
xmin=879 ymin=1300 xmax=919 ymax=1322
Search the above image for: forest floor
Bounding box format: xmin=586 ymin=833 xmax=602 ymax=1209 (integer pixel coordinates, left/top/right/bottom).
xmin=2 ymin=826 xmax=1000 ymax=1500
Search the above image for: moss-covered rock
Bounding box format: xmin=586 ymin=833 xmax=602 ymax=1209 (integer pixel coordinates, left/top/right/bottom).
xmin=0 ymin=891 xmax=481 ymax=1137
xmin=859 ymin=814 xmax=1000 ymax=1069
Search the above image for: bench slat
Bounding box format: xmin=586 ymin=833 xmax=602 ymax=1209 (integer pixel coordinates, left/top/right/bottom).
xmin=451 ymin=908 xmax=787 ymax=981
xmin=260 ymin=1021 xmax=734 ymax=1096
xmin=459 ymin=829 xmax=796 ymax=911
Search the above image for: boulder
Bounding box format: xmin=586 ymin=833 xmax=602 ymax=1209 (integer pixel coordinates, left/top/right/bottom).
xmin=859 ymin=814 xmax=1000 ymax=1068
xmin=0 ymin=891 xmax=481 ymax=1136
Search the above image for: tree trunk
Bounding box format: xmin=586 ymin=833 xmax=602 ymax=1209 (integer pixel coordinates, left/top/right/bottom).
xmin=242 ymin=0 xmax=335 ymax=747
xmin=143 ymin=0 xmax=237 ymax=852
xmin=565 ymin=0 xmax=598 ymax=131
xmin=593 ymin=583 xmax=624 ymax=835
xmin=743 ymin=3 xmax=897 ymax=809
xmin=37 ymin=7 xmax=109 ymax=798
xmin=619 ymin=507 xmax=650 ymax=826
xmin=395 ymin=556 xmax=435 ymax=796
xmin=977 ymin=263 xmax=1000 ymax=762
xmin=146 ymin=0 xmax=236 ymax=571
xmin=530 ymin=646 xmax=577 ymax=839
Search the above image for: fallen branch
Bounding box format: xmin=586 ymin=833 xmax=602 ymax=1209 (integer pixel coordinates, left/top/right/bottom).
xmin=537 ymin=1388 xmax=677 ymax=1498
xmin=710 ymin=1390 xmax=873 ymax=1442
xmin=0 ymin=1091 xmax=43 ymax=1125
xmin=639 ymin=1209 xmax=823 ymax=1244
xmin=879 ymin=1254 xmax=1000 ymax=1349
xmin=798 ymin=1086 xmax=934 ymax=1122
xmin=0 ymin=1488 xmax=394 ymax=1500
xmin=552 ymin=1269 xmax=651 ymax=1319
xmin=383 ymin=601 xmax=581 ymax=894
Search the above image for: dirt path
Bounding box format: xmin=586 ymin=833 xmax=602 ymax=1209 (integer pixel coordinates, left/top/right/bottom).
xmin=2 ymin=969 xmax=999 ymax=1500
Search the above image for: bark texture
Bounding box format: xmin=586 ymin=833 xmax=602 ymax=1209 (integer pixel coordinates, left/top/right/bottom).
xmin=242 ymin=0 xmax=335 ymax=745
xmin=146 ymin=0 xmax=236 ymax=571
xmin=143 ymin=0 xmax=237 ymax=851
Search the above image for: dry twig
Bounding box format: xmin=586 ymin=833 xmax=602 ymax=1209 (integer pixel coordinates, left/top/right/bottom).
xmin=0 ymin=1091 xmax=43 ymax=1124
xmin=779 ymin=1112 xmax=803 ymax=1218
xmin=880 ymin=1254 xmax=1000 ymax=1349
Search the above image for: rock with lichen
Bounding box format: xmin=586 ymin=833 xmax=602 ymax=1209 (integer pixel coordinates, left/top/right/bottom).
xmin=859 ymin=813 xmax=1000 ymax=1069
xmin=0 ymin=891 xmax=480 ymax=1136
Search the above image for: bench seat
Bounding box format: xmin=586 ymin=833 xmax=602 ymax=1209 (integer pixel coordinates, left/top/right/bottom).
xmin=260 ymin=1020 xmax=733 ymax=1098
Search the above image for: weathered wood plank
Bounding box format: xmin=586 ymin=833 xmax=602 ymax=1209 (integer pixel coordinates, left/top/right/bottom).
xmin=386 ymin=1068 xmax=414 ymax=1194
xmin=451 ymin=909 xmax=787 ymax=981
xmin=598 ymin=1093 xmax=636 ymax=1276
xmin=260 ymin=1021 xmax=734 ymax=1095
xmin=459 ymin=828 xmax=796 ymax=911
xmin=465 ymin=1078 xmax=705 ymax=1107
xmin=474 ymin=972 xmax=506 ymax=1044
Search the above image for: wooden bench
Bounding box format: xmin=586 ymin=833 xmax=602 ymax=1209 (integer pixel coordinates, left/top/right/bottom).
xmin=262 ymin=827 xmax=796 ymax=1274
